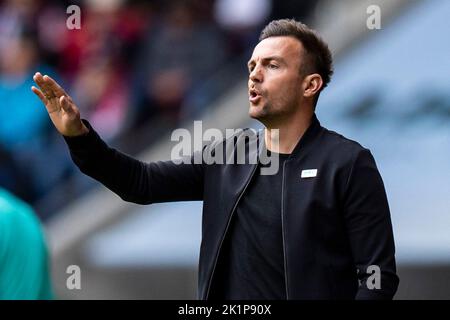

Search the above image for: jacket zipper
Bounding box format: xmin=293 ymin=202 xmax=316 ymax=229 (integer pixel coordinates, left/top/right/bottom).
xmin=205 ymin=163 xmax=259 ymax=299
xmin=281 ymin=160 xmax=289 ymax=299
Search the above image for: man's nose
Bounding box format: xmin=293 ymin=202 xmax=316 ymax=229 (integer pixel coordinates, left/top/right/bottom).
xmin=249 ymin=66 xmax=263 ymax=83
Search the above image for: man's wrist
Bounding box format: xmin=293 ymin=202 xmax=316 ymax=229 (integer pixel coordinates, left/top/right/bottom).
xmin=78 ymin=122 xmax=90 ymax=136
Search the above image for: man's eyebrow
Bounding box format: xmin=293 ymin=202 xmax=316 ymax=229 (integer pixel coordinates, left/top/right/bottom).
xmin=263 ymin=56 xmax=286 ymax=63
xmin=247 ymin=56 xmax=286 ymax=68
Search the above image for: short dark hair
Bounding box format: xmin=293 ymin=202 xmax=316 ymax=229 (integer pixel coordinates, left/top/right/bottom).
xmin=259 ymin=19 xmax=334 ymax=102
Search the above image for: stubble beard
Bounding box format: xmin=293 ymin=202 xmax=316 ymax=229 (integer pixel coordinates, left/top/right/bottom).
xmin=251 ymin=99 xmax=297 ymax=129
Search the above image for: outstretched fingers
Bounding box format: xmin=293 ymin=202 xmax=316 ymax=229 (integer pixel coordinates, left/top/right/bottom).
xmin=31 ymin=86 xmax=48 ymax=104
xmin=32 ymin=72 xmax=63 ymax=100
xmin=33 ymin=73 xmax=53 ymax=99
xmin=43 ymin=74 xmax=67 ymax=97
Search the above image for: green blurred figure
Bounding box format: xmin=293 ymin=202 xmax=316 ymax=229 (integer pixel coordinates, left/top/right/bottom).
xmin=0 ymin=187 xmax=53 ymax=299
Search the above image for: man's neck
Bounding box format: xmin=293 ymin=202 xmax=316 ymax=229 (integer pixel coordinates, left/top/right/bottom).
xmin=264 ymin=111 xmax=314 ymax=154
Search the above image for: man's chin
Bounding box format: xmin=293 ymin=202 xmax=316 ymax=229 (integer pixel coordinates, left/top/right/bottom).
xmin=248 ymin=104 xmax=282 ymax=128
xmin=249 ymin=108 xmax=270 ymax=126
xmin=248 ymin=108 xmax=262 ymax=121
xmin=248 ymin=104 xmax=265 ymax=119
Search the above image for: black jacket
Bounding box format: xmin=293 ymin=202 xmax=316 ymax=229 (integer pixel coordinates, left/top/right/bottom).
xmin=64 ymin=114 xmax=399 ymax=299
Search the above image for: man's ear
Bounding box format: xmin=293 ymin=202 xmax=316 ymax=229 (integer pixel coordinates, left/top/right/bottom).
xmin=302 ymin=73 xmax=323 ymax=98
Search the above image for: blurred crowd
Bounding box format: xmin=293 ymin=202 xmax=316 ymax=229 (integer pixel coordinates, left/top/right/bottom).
xmin=0 ymin=0 xmax=318 ymax=220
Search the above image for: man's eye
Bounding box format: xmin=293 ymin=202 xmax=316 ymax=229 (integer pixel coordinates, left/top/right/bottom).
xmin=268 ymin=64 xmax=278 ymax=69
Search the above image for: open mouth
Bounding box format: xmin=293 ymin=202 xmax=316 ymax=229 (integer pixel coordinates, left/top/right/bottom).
xmin=249 ymin=89 xmax=262 ymax=103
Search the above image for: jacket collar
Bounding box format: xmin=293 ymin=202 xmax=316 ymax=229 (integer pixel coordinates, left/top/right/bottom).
xmin=289 ymin=113 xmax=322 ymax=159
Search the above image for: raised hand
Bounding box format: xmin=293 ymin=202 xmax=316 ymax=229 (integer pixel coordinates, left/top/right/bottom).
xmin=31 ymin=72 xmax=89 ymax=137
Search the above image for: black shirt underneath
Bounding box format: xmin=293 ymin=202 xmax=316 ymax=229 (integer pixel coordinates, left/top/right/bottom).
xmin=211 ymin=151 xmax=290 ymax=300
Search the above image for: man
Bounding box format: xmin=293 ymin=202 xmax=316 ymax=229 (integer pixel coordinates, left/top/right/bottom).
xmin=31 ymin=19 xmax=399 ymax=299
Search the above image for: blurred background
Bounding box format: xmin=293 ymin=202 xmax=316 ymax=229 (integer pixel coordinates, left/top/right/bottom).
xmin=0 ymin=0 xmax=449 ymax=299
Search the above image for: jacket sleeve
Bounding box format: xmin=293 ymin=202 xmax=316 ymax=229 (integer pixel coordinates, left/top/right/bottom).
xmin=342 ymin=148 xmax=399 ymax=300
xmin=63 ymin=120 xmax=204 ymax=204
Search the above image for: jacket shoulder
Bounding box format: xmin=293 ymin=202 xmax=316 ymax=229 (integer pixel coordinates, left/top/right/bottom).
xmin=319 ymin=127 xmax=371 ymax=161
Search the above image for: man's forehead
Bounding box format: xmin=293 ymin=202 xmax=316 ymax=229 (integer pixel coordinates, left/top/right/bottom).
xmin=249 ymin=36 xmax=303 ymax=62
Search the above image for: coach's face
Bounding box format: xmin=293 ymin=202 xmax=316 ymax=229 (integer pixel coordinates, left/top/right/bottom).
xmin=247 ymin=36 xmax=306 ymax=125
